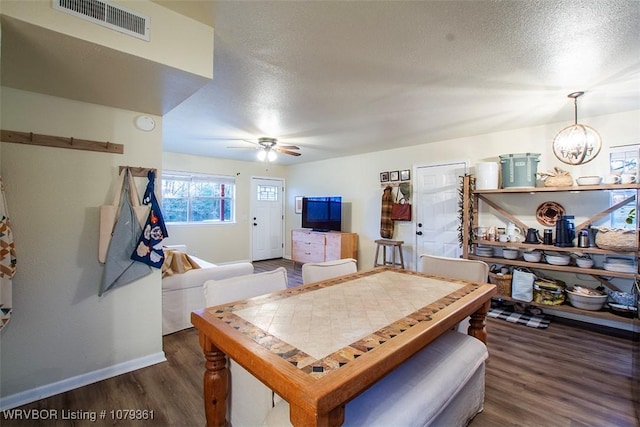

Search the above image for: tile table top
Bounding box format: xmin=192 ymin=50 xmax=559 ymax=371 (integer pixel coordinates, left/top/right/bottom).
xmin=206 ymin=268 xmax=478 ymax=379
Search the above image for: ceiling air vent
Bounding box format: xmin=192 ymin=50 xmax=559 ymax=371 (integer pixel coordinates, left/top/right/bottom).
xmin=53 ymin=0 xmax=150 ymax=41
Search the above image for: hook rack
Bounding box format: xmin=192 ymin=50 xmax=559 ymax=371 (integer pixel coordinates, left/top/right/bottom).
xmin=1 ymin=129 xmax=124 ymax=154
xmin=119 ymin=166 xmax=157 ymax=177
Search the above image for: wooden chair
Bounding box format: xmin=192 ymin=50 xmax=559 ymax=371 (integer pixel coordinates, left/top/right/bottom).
xmin=418 ymin=254 xmax=490 ymax=334
xmin=301 ymin=258 xmax=358 ymax=284
xmin=202 ymin=267 xmax=288 ymax=427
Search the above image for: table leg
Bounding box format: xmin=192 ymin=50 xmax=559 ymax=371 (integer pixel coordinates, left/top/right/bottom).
xmin=199 ymin=332 xmax=229 ymax=427
xmin=468 ymin=300 xmax=490 ymax=344
xmin=289 ymin=403 xmax=345 ymax=427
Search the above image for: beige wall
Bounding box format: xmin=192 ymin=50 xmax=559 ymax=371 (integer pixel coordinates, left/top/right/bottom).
xmin=1 ymin=0 xmax=213 ymax=78
xmin=162 ymin=152 xmax=287 ymax=263
xmin=0 ymin=88 xmax=163 ymax=405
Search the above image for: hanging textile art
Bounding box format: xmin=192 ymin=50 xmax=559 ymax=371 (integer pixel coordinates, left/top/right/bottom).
xmin=131 ymin=170 xmax=168 ymax=269
xmin=100 ymin=168 xmax=152 ymax=296
xmin=0 ymin=177 xmax=17 ymax=331
xmin=380 ymin=185 xmax=394 ymax=238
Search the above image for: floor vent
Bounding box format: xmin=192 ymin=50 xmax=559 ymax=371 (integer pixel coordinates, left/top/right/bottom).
xmin=53 ymin=0 xmax=150 ymax=41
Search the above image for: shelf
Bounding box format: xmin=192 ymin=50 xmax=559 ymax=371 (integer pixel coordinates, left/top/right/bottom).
xmin=473 ymin=240 xmax=636 ymax=256
xmin=495 ymin=295 xmax=635 ymax=325
xmin=468 ymin=254 xmax=636 ymax=279
xmin=473 ymin=183 xmax=640 ymax=194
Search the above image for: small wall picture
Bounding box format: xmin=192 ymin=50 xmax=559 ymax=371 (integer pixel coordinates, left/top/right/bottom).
xmin=390 ymin=171 xmax=400 ymax=181
xmin=295 ymin=196 xmax=303 ymax=214
xmin=400 ymin=169 xmax=410 ymax=181
xmin=380 ymin=172 xmax=389 ymax=182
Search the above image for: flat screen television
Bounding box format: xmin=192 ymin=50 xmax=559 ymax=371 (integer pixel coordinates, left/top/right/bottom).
xmin=302 ymin=196 xmax=342 ymax=232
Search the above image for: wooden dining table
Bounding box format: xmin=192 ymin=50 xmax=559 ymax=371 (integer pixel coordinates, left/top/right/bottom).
xmin=191 ymin=266 xmax=496 ymax=427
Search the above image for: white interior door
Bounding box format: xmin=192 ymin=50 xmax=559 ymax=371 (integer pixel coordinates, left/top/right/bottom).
xmin=414 ymin=162 xmax=468 ymax=264
xmin=251 ymin=177 xmax=284 ymax=261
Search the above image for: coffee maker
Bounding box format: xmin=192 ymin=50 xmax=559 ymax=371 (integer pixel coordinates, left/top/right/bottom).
xmin=555 ymin=215 xmax=575 ymax=247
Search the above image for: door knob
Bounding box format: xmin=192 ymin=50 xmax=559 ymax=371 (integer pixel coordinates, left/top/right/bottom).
xmin=416 ymin=231 xmax=423 ymax=235
xmin=253 ymin=223 xmax=257 ymax=226
xmin=418 ymin=223 xmax=423 ymax=227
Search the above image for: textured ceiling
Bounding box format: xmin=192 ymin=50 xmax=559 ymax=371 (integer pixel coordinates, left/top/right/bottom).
xmin=158 ymin=0 xmax=640 ymax=164
xmin=3 ymin=1 xmax=639 ymax=165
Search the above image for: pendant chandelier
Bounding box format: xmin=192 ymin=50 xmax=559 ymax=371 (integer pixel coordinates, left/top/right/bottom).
xmin=552 ymin=91 xmax=601 ymax=165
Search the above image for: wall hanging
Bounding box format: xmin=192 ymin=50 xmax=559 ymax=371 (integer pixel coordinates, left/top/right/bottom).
xmin=0 ymin=177 xmax=17 ymax=331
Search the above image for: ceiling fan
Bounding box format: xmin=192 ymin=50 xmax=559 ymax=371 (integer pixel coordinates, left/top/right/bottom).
xmin=227 ymin=137 xmax=301 ymax=161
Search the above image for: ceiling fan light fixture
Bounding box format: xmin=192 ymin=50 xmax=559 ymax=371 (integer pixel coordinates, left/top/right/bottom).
xmin=552 ymin=91 xmax=602 ymax=165
xmin=256 ymin=148 xmax=277 ymax=162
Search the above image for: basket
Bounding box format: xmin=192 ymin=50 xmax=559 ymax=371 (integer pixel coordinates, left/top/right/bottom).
xmin=595 ymin=228 xmax=637 ymax=251
xmin=489 ymin=271 xmax=512 ymax=296
xmin=543 ymin=174 xmax=573 ymax=187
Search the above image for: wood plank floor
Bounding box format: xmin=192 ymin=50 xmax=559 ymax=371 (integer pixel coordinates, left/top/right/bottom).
xmin=2 ymin=259 xmax=638 ymax=427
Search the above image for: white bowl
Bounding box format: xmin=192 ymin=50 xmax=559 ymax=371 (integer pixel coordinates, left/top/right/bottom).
xmin=576 ymin=176 xmax=602 ymax=186
xmin=523 ymin=251 xmax=542 ymax=262
xmin=545 ymin=254 xmax=571 ymax=265
xmin=566 ymin=289 xmax=607 ymax=311
xmin=502 ymin=248 xmax=519 ymax=260
xmin=576 ymin=258 xmax=594 ymax=268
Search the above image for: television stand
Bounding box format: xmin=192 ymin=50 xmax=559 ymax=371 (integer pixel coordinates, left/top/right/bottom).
xmin=292 ymin=229 xmax=358 ymax=265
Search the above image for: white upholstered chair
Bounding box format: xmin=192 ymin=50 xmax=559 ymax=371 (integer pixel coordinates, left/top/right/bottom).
xmin=301 ymin=258 xmax=358 ymax=284
xmin=418 ymin=254 xmax=489 ymax=283
xmin=418 ymin=254 xmax=490 ymax=334
xmin=202 ymin=267 xmax=288 ymax=427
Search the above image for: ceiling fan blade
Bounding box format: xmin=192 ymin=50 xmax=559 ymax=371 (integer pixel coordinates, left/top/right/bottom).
xmin=276 ymin=144 xmax=300 ymax=150
xmin=275 ymin=148 xmax=302 ymax=156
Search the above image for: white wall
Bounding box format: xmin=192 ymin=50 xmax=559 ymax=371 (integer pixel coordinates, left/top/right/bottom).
xmin=0 ymin=88 xmax=164 ymax=408
xmin=285 ymin=109 xmax=640 ymax=272
xmin=162 ymin=152 xmax=287 ymax=263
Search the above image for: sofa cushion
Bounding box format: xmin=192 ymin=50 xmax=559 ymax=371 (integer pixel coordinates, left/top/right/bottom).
xmin=263 ymin=330 xmax=488 ymax=427
xmin=162 ymin=259 xmax=254 ymax=335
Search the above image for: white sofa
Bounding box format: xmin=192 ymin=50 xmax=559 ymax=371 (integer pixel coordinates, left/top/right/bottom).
xmin=162 ymin=245 xmax=254 ymax=335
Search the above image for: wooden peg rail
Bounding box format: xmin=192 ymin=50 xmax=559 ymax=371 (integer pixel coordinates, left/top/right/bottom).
xmin=1 ymin=129 xmax=124 ymax=154
xmin=119 ymin=166 xmax=157 ymax=177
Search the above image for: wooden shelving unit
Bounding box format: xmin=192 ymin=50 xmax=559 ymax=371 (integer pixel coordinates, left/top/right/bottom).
xmin=461 ymin=176 xmax=639 ymax=327
xmin=495 ymin=295 xmax=635 ymax=325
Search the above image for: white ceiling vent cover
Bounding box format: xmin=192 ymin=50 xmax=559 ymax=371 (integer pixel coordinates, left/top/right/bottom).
xmin=53 ymin=0 xmax=150 ymax=41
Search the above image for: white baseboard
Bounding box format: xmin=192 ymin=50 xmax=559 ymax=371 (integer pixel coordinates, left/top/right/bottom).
xmin=0 ymin=352 xmax=166 ymax=411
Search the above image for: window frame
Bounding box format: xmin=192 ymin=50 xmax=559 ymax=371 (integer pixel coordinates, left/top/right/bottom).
xmin=161 ymin=171 xmax=236 ymax=225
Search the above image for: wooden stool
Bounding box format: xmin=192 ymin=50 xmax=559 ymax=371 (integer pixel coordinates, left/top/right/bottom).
xmin=374 ymin=239 xmax=405 ymax=269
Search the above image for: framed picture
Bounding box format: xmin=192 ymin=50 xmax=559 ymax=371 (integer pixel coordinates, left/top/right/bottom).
xmin=380 ymin=172 xmax=389 ymax=182
xmin=295 ymin=196 xmax=303 ymax=214
xmin=390 ymin=171 xmax=400 ymax=181
xmin=400 ymin=169 xmax=410 ymax=181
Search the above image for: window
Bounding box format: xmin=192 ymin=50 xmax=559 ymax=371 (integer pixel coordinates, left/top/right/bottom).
xmin=609 ymin=145 xmax=638 ymax=229
xmin=162 ymin=171 xmax=235 ymax=223
xmin=257 ymin=185 xmax=278 ymax=201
